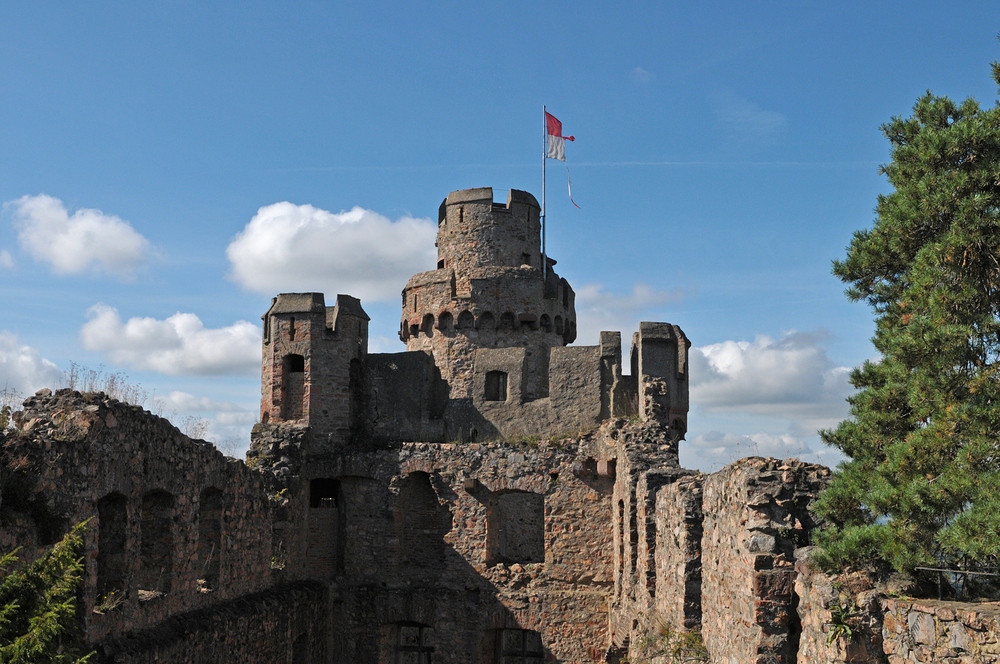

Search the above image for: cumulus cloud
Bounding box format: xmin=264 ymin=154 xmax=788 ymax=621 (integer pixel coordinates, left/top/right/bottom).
xmin=712 ymin=92 xmax=786 ymax=140
xmin=690 ymin=331 xmax=852 ymax=430
xmin=226 ymin=202 xmax=437 ymax=302
xmin=7 ymin=194 xmax=151 ymax=277
xmin=0 ymin=332 xmax=63 ymax=398
xmin=80 ymin=304 xmax=260 ymax=376
xmin=0 ymin=250 xmax=13 ymax=270
xmin=574 ymin=282 xmax=683 ymax=345
xmin=681 ymin=429 xmax=847 ymax=473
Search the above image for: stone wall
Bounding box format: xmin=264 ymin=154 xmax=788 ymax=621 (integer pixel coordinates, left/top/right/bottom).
xmin=700 ymin=457 xmax=829 ymax=664
xmin=881 ymin=598 xmax=1000 ymax=663
xmin=655 ymin=473 xmax=703 ymax=632
xmin=94 ymin=582 xmax=327 ymax=663
xmin=3 ymin=389 xmax=284 ymax=653
xmin=287 ymin=434 xmax=619 ymax=663
xmin=793 ymin=551 xmax=886 ymax=663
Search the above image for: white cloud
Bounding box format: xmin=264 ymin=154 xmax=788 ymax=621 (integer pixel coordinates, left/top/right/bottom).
xmin=80 ymin=304 xmax=260 ymax=376
xmin=681 ymin=429 xmax=846 ymax=474
xmin=690 ymin=331 xmax=852 ymax=430
xmin=7 ymin=194 xmax=151 ymax=277
xmin=226 ymin=202 xmax=437 ymax=302
xmin=0 ymin=250 xmax=13 ymax=270
xmin=712 ymin=92 xmax=786 ymax=140
xmin=150 ymin=390 xmax=258 ymax=457
xmin=574 ymin=282 xmax=683 ymax=345
xmin=156 ymin=390 xmax=250 ymax=413
xmin=0 ymin=331 xmax=63 ymax=399
xmin=686 ymin=430 xmax=811 ymax=462
xmin=629 ymin=67 xmax=655 ymax=84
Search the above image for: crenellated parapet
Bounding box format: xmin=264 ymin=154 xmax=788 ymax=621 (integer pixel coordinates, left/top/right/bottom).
xmin=400 ymin=187 xmax=576 ymax=399
xmin=259 ymin=292 xmax=369 ymax=452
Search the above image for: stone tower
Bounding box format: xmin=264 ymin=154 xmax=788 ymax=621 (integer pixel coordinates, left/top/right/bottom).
xmin=400 ymin=187 xmax=577 ymax=400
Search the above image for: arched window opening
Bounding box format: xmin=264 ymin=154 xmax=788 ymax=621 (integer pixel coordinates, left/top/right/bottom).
xmin=477 ymin=312 xmax=495 ymax=330
xmin=438 ymin=311 xmax=453 ymax=332
xmin=310 ymin=478 xmax=340 ymax=509
xmin=409 ymin=323 xmax=420 ymax=338
xmin=138 ymin=490 xmax=175 ymax=596
xmin=292 ymin=633 xmax=309 ymax=664
xmin=282 ymin=354 xmax=305 ymax=421
xmin=395 ymin=472 xmax=447 ymax=569
xmin=457 ymin=311 xmax=475 ymax=330
xmin=484 ymin=371 xmax=507 ymax=402
xmin=307 ymin=478 xmax=342 ymax=576
xmin=96 ymin=492 xmax=128 ymax=602
xmin=498 ymin=312 xmax=518 ymax=331
xmin=421 ymin=314 xmax=435 ymax=337
xmin=198 ymin=487 xmax=223 ymax=591
xmin=554 ymin=316 xmax=564 ymax=334
xmin=539 ymin=314 xmax=552 ymax=333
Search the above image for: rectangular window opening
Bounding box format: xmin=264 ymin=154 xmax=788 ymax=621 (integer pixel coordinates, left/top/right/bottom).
xmin=484 ymin=371 xmax=507 ymax=402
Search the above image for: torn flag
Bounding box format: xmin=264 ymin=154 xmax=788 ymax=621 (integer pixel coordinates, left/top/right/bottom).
xmin=545 ymin=111 xmax=575 ymax=161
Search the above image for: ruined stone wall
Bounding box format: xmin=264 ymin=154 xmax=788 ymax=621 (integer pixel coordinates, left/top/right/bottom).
xmin=700 ymin=458 xmax=829 ymax=664
xmin=881 ymin=598 xmax=1000 ymax=663
xmin=94 ymin=582 xmax=327 ymax=664
xmin=608 ymin=420 xmax=684 ymax=651
xmin=5 ymin=389 xmax=279 ymax=651
xmin=291 ymin=435 xmax=617 ymax=663
xmin=794 ymin=552 xmax=886 ymax=664
xmin=654 ymin=473 xmax=703 ymax=632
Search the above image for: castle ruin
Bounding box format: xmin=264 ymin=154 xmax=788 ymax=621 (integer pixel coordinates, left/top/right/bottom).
xmin=4 ymin=187 xmax=966 ymax=663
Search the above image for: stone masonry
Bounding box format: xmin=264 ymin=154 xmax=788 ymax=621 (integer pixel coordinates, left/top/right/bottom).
xmin=5 ymin=185 xmax=996 ymax=663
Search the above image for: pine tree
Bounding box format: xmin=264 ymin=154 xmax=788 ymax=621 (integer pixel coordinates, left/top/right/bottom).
xmin=814 ymin=60 xmax=1000 ymax=575
xmin=0 ymin=521 xmax=93 ymax=662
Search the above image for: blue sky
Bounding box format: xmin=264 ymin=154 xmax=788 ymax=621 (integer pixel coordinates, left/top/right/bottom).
xmin=2 ymin=2 xmax=999 ymax=469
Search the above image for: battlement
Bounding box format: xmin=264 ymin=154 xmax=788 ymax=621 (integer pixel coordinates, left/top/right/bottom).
xmin=404 ymin=187 xmax=576 ymax=398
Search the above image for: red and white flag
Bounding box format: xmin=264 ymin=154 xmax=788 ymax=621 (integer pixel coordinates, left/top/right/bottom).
xmin=545 ymin=111 xmax=575 ymax=161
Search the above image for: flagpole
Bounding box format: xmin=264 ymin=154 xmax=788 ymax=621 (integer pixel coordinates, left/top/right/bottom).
xmin=542 ymin=104 xmax=547 ymax=281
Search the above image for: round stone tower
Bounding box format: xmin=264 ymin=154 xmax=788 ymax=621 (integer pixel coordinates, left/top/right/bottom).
xmin=400 ymin=187 xmax=577 ymax=399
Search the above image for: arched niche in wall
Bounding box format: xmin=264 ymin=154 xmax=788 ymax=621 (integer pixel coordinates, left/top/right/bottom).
xmin=539 ymin=314 xmax=552 ymax=333
xmin=437 ymin=311 xmax=453 ymax=333
xmin=457 ymin=310 xmax=475 ymax=330
xmin=198 ymin=487 xmax=223 ymax=591
xmin=292 ymin=632 xmax=309 ymax=664
xmin=498 ymin=312 xmax=518 ymax=331
xmin=138 ymin=489 xmax=175 ymax=595
xmin=307 ymin=478 xmax=343 ymax=577
xmin=96 ymin=492 xmax=128 ymax=602
xmin=477 ymin=312 xmax=495 ymax=330
xmin=282 ymin=354 xmax=305 ymax=421
xmin=421 ymin=313 xmax=435 ymax=337
xmin=394 ymin=472 xmax=449 ymax=570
